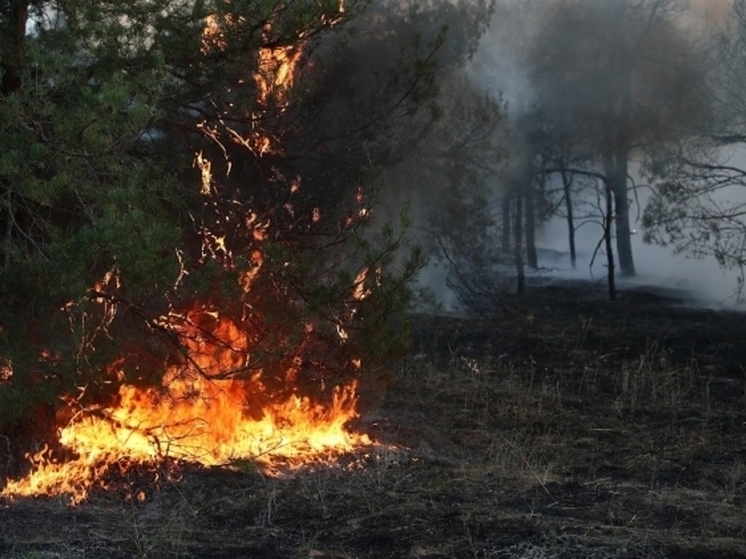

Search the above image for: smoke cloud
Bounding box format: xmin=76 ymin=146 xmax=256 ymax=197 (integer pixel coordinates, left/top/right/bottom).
xmin=406 ymin=0 xmax=746 ymax=309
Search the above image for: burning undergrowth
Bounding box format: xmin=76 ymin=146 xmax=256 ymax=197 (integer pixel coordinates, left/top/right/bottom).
xmin=2 ymin=297 xmax=377 ymax=502
xmin=0 ymin=195 xmax=406 ymax=504
xmin=0 ymin=190 xmax=407 ymax=504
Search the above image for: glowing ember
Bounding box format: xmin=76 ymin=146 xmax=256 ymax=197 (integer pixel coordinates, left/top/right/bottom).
xmin=195 ymin=151 xmax=213 ymax=195
xmin=1 ymin=312 xmax=372 ymax=505
xmin=201 ymin=13 xmax=229 ymax=54
xmin=0 ymin=358 xmax=11 ymax=381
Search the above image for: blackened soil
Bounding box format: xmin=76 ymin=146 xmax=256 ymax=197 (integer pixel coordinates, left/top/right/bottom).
xmin=1 ymin=279 xmax=746 ymax=558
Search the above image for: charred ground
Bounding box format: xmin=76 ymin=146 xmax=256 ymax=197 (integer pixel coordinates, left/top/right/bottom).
xmin=1 ymin=279 xmax=746 ymax=558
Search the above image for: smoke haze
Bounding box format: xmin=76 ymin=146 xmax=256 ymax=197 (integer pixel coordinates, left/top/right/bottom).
xmin=406 ymin=0 xmax=746 ymax=309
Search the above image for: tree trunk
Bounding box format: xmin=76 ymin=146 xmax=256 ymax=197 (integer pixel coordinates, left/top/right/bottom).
xmin=560 ymin=168 xmax=577 ymax=269
xmin=605 ymin=180 xmax=616 ymax=301
xmin=514 ymin=191 xmax=525 ymax=296
xmin=612 ymin=65 xmax=636 ymax=277
xmin=610 ymin=152 xmax=635 ymax=277
xmin=0 ymin=1 xmax=30 ymax=96
xmin=501 ymin=195 xmax=511 ymax=256
xmin=525 ymin=177 xmax=537 ymax=269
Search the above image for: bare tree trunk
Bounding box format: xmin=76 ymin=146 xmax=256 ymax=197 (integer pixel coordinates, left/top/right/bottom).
xmin=0 ymin=0 xmax=30 ymax=96
xmin=514 ymin=191 xmax=525 ymax=296
xmin=602 ymin=165 xmax=617 ymax=300
xmin=605 ymin=182 xmax=616 ymax=300
xmin=501 ymin=195 xmax=511 ymax=255
xmin=525 ymin=177 xmax=538 ymax=269
xmin=611 ymin=152 xmax=635 ymax=277
xmin=560 ymin=168 xmax=577 ymax=269
xmin=612 ymin=67 xmax=636 ymax=277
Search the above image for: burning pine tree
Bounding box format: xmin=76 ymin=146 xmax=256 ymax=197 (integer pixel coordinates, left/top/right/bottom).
xmin=0 ymin=0 xmax=425 ymax=503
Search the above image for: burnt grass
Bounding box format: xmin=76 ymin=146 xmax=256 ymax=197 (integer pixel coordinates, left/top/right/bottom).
xmin=2 ymin=278 xmax=746 ymax=558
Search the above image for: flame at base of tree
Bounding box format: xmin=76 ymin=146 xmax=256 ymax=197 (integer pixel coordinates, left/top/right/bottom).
xmin=1 ymin=371 xmax=370 ymax=506
xmin=1 ymin=309 xmax=374 ymax=506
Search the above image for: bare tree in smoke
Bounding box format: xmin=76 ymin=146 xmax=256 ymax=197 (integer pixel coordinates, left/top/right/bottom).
xmin=529 ymin=108 xmax=596 ymax=271
xmin=527 ymin=0 xmax=703 ymax=278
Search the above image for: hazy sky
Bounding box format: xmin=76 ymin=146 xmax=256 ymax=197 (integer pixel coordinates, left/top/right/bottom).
xmin=685 ymin=0 xmax=732 ymax=28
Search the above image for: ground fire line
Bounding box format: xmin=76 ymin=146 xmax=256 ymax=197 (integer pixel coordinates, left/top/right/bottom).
xmin=1 ymin=311 xmax=375 ymax=505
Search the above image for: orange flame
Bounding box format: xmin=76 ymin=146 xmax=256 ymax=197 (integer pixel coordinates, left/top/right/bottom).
xmin=247 ymin=28 xmax=304 ymax=155
xmin=254 ymin=39 xmax=304 ymax=108
xmin=200 ymin=13 xmax=306 ymax=156
xmin=1 ymin=311 xmax=372 ymax=505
